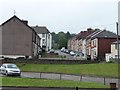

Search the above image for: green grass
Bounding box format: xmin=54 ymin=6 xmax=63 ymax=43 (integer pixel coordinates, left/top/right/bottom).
xmin=19 ymin=63 xmax=118 ymax=77
xmin=0 ymin=77 xmax=108 ymax=88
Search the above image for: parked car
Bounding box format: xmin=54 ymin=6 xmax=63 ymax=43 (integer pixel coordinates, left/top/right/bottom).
xmin=70 ymin=51 xmax=76 ymax=56
xmin=61 ymin=47 xmax=65 ymax=52
xmin=64 ymin=49 xmax=69 ymax=54
xmin=0 ymin=63 xmax=21 ymax=76
xmin=48 ymin=49 xmax=55 ymax=53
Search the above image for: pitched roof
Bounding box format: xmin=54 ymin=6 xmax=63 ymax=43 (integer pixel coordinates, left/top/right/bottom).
xmin=91 ymin=30 xmax=118 ymax=39
xmin=31 ymin=26 xmax=50 ymax=34
xmin=86 ymin=30 xmax=101 ymax=39
xmin=1 ymin=15 xmax=35 ymax=32
xmin=1 ymin=15 xmax=41 ymax=39
xmin=76 ymin=29 xmax=97 ymax=40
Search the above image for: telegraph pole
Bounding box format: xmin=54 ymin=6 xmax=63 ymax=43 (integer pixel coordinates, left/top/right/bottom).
xmin=116 ymin=22 xmax=119 ymax=62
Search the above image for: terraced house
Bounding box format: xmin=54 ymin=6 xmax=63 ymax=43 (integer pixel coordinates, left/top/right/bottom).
xmin=0 ymin=15 xmax=41 ymax=59
xmin=68 ymin=28 xmax=118 ymax=60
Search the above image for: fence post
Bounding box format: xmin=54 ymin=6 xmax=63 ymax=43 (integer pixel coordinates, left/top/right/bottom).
xmin=104 ymin=77 xmax=105 ymax=85
xmin=80 ymin=75 xmax=82 ymax=81
xmin=40 ymin=72 xmax=41 ymax=78
xmin=60 ymin=74 xmax=61 ymax=80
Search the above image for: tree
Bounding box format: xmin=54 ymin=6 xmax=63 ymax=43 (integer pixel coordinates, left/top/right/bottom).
xmin=51 ymin=31 xmax=75 ymax=49
xmin=65 ymin=31 xmax=71 ymax=40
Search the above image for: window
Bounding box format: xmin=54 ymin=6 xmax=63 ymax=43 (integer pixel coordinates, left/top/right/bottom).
xmin=42 ymin=33 xmax=45 ymax=38
xmin=115 ymin=44 xmax=118 ymax=50
xmin=48 ymin=34 xmax=50 ymax=39
xmin=42 ymin=39 xmax=45 ymax=45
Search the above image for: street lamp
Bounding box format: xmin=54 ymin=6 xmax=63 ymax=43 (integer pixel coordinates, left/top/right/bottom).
xmin=116 ymin=22 xmax=119 ymax=62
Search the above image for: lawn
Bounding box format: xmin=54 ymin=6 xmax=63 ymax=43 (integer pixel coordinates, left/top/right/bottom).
xmin=19 ymin=63 xmax=119 ymax=77
xmin=0 ymin=77 xmax=108 ymax=88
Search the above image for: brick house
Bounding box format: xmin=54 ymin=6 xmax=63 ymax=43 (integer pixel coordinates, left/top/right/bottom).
xmin=68 ymin=28 xmax=118 ymax=60
xmin=89 ymin=30 xmax=118 ymax=60
xmin=0 ymin=15 xmax=41 ymax=59
xmin=76 ymin=28 xmax=95 ymax=58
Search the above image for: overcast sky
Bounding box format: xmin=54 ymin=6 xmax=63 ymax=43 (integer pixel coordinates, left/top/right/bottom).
xmin=0 ymin=0 xmax=119 ymax=34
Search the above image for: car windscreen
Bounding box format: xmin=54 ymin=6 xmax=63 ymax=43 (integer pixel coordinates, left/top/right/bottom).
xmin=7 ymin=64 xmax=18 ymax=69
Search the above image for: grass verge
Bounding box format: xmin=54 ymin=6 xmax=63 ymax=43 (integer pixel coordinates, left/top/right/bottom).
xmin=19 ymin=63 xmax=118 ymax=77
xmin=1 ymin=77 xmax=108 ymax=88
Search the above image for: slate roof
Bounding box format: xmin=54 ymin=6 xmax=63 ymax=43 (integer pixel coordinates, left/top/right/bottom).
xmin=86 ymin=30 xmax=101 ymax=39
xmin=91 ymin=30 xmax=118 ymax=39
xmin=31 ymin=26 xmax=50 ymax=34
xmin=76 ymin=28 xmax=98 ymax=40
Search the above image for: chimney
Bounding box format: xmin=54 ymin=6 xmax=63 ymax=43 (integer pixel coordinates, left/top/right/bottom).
xmin=22 ymin=20 xmax=28 ymax=25
xmin=87 ymin=28 xmax=92 ymax=31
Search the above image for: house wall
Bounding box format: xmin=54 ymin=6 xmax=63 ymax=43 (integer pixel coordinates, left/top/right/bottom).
xmin=111 ymin=44 xmax=120 ymax=58
xmin=38 ymin=33 xmax=52 ymax=51
xmin=32 ymin=31 xmax=41 ymax=58
xmin=91 ymin=38 xmax=98 ymax=59
xmin=2 ymin=17 xmax=33 ymax=56
xmin=46 ymin=33 xmax=52 ymax=51
xmin=86 ymin=39 xmax=91 ymax=56
xmin=74 ymin=39 xmax=78 ymax=52
xmin=82 ymin=39 xmax=87 ymax=59
xmin=97 ymin=38 xmax=117 ymax=60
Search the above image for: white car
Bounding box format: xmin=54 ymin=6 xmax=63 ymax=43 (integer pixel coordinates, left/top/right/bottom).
xmin=70 ymin=51 xmax=76 ymax=56
xmin=0 ymin=63 xmax=21 ymax=76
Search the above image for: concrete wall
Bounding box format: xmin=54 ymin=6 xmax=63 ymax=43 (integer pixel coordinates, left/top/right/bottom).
xmin=1 ymin=59 xmax=100 ymax=64
xmin=2 ymin=17 xmax=32 ymax=56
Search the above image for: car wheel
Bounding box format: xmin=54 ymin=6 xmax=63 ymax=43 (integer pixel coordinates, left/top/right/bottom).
xmin=18 ymin=74 xmax=21 ymax=77
xmin=5 ymin=71 xmax=8 ymax=76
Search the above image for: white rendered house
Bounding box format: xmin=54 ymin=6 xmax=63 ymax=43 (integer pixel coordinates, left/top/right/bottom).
xmin=31 ymin=26 xmax=52 ymax=51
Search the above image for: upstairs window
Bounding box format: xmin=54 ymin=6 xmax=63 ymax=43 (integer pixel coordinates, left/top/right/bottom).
xmin=42 ymin=33 xmax=45 ymax=38
xmin=42 ymin=39 xmax=45 ymax=45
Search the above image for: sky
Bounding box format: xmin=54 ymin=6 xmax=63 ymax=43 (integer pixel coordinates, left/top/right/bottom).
xmin=0 ymin=0 xmax=119 ymax=34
